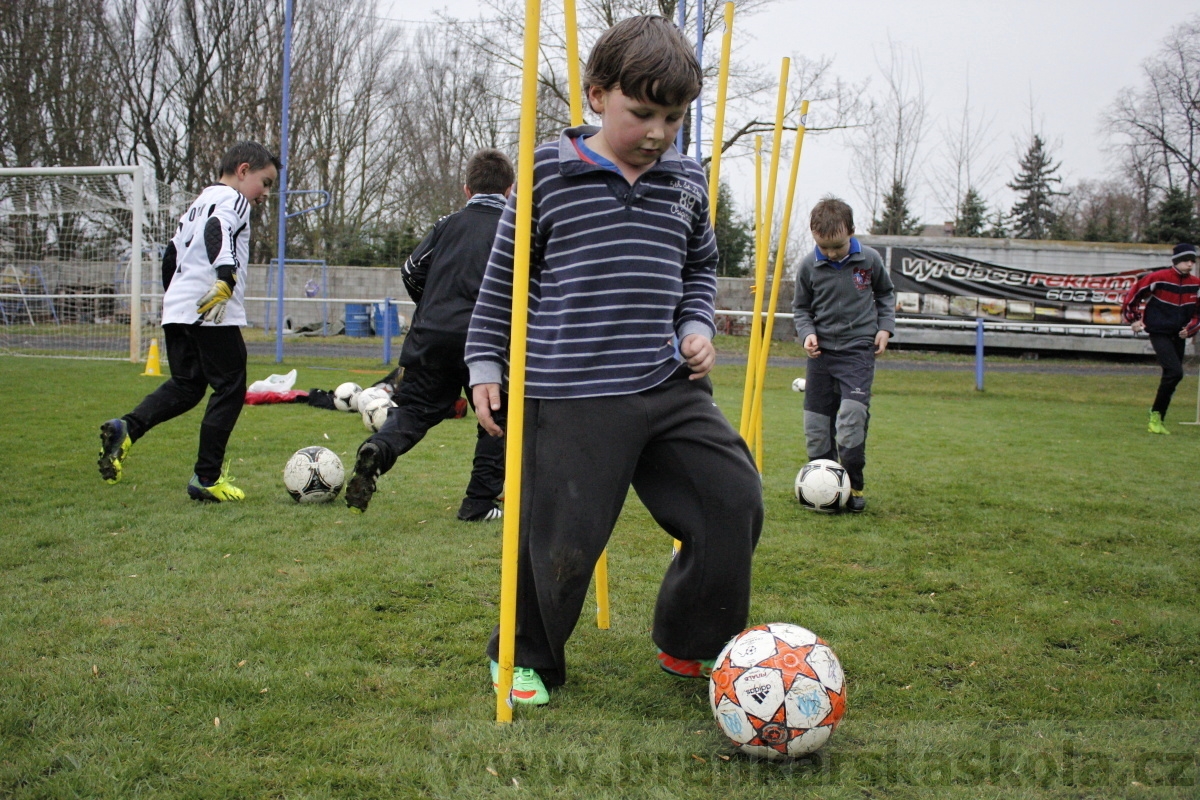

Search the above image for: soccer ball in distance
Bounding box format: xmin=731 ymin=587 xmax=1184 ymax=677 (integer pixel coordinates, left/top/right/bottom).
xmin=791 ymin=377 xmax=806 ymax=392
xmin=355 ymin=386 xmax=388 ymax=411
xmin=362 ymin=398 xmax=394 ymax=432
xmin=333 ymin=382 xmax=362 ymax=412
xmin=794 ymin=459 xmax=850 ymax=512
xmin=710 ymin=622 xmax=846 ymax=760
xmin=283 ymin=446 xmax=345 ymax=503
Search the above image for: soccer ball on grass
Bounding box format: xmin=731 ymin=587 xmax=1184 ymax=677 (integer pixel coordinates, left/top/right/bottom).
xmin=710 ymin=622 xmax=846 ymax=760
xmin=355 ymin=386 xmax=389 ymax=411
xmin=361 ymin=397 xmax=395 ymax=432
xmin=794 ymin=459 xmax=850 ymax=513
xmin=283 ymin=446 xmax=345 ymax=503
xmin=333 ymin=382 xmax=362 ymax=412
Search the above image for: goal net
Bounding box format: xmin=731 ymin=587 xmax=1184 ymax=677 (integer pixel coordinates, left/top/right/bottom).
xmin=0 ymin=166 xmax=182 ymax=361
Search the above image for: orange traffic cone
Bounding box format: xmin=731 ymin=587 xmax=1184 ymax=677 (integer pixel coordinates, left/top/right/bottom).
xmin=141 ymin=338 xmax=162 ymax=376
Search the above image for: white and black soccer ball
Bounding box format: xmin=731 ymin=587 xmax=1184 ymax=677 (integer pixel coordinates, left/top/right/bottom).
xmin=710 ymin=622 xmax=846 ymax=760
xmin=333 ymin=382 xmax=362 ymax=412
xmin=355 ymin=387 xmax=388 ymax=412
xmin=361 ymin=397 xmax=394 ymax=432
xmin=283 ymin=446 xmax=345 ymax=503
xmin=794 ymin=459 xmax=850 ymax=513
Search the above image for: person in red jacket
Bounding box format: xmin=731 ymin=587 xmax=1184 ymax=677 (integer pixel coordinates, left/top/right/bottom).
xmin=1121 ymin=242 xmax=1200 ymax=434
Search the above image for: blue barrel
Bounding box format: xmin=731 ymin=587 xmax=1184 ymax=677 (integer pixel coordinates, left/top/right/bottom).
xmin=373 ymin=303 xmax=402 ymax=338
xmin=345 ymin=303 xmax=371 ymax=337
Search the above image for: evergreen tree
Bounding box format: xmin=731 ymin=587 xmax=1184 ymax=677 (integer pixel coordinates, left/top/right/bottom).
xmin=1144 ymin=186 xmax=1200 ymax=244
xmin=985 ymin=209 xmax=1009 ymax=239
xmin=713 ymin=182 xmax=753 ymax=277
xmin=871 ymin=179 xmax=921 ymax=235
xmin=1007 ymin=134 xmax=1064 ymax=239
xmin=954 ymin=187 xmax=988 ymax=237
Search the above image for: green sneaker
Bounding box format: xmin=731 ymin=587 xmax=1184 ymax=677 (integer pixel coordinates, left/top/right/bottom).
xmin=1148 ymin=410 xmax=1170 ymax=435
xmin=187 ymin=467 xmax=246 ymax=502
xmin=97 ymin=418 xmax=132 ymax=484
xmin=490 ymin=660 xmax=549 ymax=706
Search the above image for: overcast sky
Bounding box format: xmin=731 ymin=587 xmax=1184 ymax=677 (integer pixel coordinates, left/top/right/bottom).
xmin=382 ymin=0 xmax=1195 ymax=230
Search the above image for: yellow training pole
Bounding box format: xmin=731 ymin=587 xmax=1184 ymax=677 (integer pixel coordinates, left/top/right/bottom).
xmin=739 ymin=59 xmax=790 ymax=445
xmin=563 ymin=0 xmax=610 ymax=631
xmin=739 ymin=137 xmax=764 ymax=437
xmin=750 ymin=101 xmax=810 ymax=469
xmin=706 ymin=2 xmax=735 ymax=227
xmin=496 ymin=0 xmax=541 ymax=724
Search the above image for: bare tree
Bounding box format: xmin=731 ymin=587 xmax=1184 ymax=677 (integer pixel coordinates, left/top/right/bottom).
xmin=849 ymin=39 xmax=927 ymax=225
xmin=0 ymin=0 xmax=122 ymax=168
xmin=931 ymin=75 xmax=1001 ymax=228
xmin=1107 ymin=14 xmax=1200 ymax=211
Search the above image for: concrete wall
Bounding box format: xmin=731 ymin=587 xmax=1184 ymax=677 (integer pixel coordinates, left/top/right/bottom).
xmin=238 ymin=237 xmax=1180 ymax=355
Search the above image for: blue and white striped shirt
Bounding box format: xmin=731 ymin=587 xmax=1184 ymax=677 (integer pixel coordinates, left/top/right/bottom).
xmin=465 ymin=125 xmax=719 ymax=399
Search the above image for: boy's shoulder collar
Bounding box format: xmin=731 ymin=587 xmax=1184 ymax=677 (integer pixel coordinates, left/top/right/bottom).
xmin=556 ymin=125 xmax=686 ymax=177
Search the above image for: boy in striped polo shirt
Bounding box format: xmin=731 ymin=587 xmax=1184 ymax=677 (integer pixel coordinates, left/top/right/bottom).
xmin=465 ymin=15 xmax=763 ymax=706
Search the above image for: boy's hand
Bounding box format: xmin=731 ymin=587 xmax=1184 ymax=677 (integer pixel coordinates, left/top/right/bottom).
xmin=196 ymin=279 xmax=233 ymax=323
xmin=1130 ymin=320 xmax=1146 ymax=334
xmin=803 ymin=334 xmax=821 ymax=358
xmin=680 ymin=334 xmax=715 ymax=379
xmin=472 ymin=383 xmax=504 ymax=437
xmin=875 ymin=330 xmax=891 ymax=354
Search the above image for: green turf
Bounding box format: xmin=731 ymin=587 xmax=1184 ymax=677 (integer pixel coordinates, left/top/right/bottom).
xmin=2 ymin=351 xmax=1198 ymax=798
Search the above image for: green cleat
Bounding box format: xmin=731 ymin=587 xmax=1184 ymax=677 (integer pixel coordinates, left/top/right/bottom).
xmin=98 ymin=418 xmax=132 ymax=484
xmin=1148 ymin=410 xmax=1170 ymax=435
xmin=187 ymin=467 xmax=245 ymax=502
xmin=490 ymin=659 xmax=549 ymax=706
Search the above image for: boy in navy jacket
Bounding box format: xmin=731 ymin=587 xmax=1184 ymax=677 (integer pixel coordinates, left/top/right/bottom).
xmin=465 ymin=16 xmax=762 ymax=706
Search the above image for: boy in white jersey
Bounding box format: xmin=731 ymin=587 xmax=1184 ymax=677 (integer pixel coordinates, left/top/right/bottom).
xmin=97 ymin=141 xmax=279 ymax=501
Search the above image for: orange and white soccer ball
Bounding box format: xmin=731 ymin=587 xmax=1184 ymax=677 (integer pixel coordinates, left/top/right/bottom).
xmin=709 ymin=622 xmax=846 ymax=760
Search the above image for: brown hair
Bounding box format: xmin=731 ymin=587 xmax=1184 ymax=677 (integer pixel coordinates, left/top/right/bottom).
xmin=809 ymin=197 xmax=855 ymax=238
xmin=583 ymin=16 xmax=702 ymax=108
xmin=218 ymin=141 xmax=281 ymax=176
xmin=465 ymin=148 xmax=515 ymax=195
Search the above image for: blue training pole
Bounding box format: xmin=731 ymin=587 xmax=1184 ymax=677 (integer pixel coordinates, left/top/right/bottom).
xmin=676 ymin=0 xmax=686 ymax=154
xmin=274 ymin=0 xmax=294 ymax=364
xmin=975 ymin=318 xmax=984 ymax=391
xmin=695 ymin=0 xmax=703 ymax=162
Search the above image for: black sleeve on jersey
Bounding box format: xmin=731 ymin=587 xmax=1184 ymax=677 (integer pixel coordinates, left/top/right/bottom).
xmin=204 ymin=216 xmax=223 ymax=264
xmin=402 ymin=220 xmax=443 ymax=305
xmin=160 ymin=241 xmax=177 ymax=291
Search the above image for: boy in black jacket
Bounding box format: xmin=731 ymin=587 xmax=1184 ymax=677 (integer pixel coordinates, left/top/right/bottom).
xmin=346 ymin=148 xmax=513 ymax=518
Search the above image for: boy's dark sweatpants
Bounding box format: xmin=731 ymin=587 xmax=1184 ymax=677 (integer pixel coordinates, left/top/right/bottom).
xmin=803 ymin=341 xmax=875 ymax=491
xmin=1149 ymin=332 xmax=1186 ymax=417
xmin=367 ymin=362 xmax=506 ymax=506
xmin=486 ymin=369 xmax=763 ymax=689
xmin=123 ymin=323 xmax=247 ymax=481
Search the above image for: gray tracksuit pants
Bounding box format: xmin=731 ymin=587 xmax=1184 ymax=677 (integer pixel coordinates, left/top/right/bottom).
xmin=803 ymin=341 xmax=875 ymax=491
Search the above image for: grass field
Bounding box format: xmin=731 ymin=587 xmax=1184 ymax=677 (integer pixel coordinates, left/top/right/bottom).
xmin=2 ymin=348 xmax=1199 ymax=799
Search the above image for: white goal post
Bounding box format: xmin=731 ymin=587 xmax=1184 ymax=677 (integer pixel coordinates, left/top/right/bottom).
xmin=0 ymin=165 xmax=178 ymax=362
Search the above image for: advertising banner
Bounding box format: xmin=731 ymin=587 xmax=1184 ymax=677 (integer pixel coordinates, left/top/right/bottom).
xmin=889 ymin=247 xmax=1145 ymax=325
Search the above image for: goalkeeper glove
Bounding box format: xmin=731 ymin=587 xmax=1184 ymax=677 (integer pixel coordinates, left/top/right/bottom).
xmin=196 ymin=279 xmax=234 ymax=324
